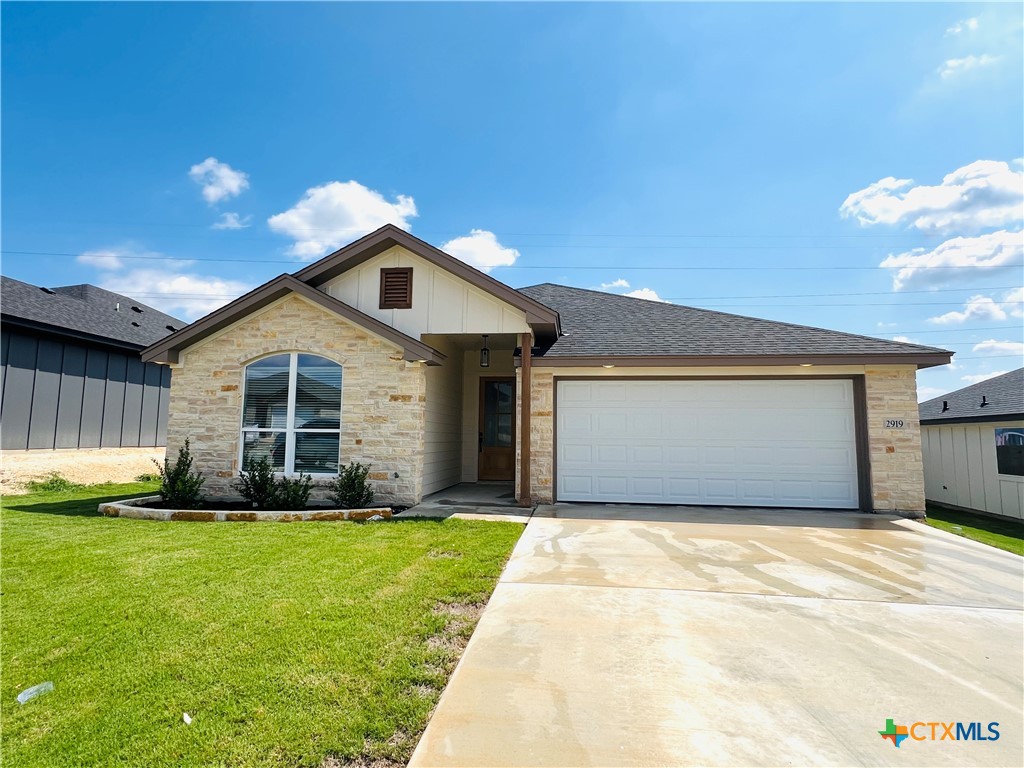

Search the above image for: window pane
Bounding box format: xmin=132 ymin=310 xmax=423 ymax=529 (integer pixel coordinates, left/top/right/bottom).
xmin=294 ymin=354 xmax=342 ymax=430
xmin=243 ymin=355 xmax=291 ymax=429
xmin=241 ymin=430 xmax=286 ymax=472
xmin=294 ymin=431 xmax=339 ymax=474
xmin=995 ymin=429 xmax=1024 ymax=476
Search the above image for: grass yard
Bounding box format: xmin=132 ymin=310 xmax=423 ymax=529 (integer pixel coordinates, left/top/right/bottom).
xmin=1 ymin=483 xmax=523 ymax=767
xmin=926 ymin=504 xmax=1024 ymax=556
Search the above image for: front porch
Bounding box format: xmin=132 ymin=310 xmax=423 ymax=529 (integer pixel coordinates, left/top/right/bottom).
xmin=420 ymin=333 xmax=531 ymax=504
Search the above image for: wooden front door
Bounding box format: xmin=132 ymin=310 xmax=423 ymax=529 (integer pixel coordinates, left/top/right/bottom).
xmin=478 ymin=377 xmax=516 ymax=481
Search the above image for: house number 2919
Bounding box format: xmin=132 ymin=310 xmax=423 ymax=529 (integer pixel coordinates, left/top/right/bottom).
xmin=885 ymin=419 xmax=905 ymax=428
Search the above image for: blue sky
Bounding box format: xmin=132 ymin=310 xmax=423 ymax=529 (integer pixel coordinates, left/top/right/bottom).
xmin=2 ymin=2 xmax=1022 ymax=400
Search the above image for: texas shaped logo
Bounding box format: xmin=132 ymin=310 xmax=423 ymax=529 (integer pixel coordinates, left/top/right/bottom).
xmin=879 ymin=719 xmax=909 ymax=748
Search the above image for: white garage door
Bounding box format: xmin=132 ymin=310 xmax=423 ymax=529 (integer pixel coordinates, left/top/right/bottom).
xmin=556 ymin=379 xmax=860 ymax=509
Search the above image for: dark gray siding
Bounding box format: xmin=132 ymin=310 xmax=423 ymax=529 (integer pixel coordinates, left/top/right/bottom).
xmin=0 ymin=328 xmax=172 ymax=451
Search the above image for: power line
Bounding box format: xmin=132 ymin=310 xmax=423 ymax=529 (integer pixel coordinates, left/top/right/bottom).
xmin=3 ymin=249 xmax=1022 ymax=272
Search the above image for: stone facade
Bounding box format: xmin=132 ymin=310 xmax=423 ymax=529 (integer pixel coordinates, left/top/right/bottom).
xmin=165 ymin=295 xmax=426 ymax=505
xmin=523 ymin=367 xmax=927 ymax=513
xmin=864 ymin=366 xmax=926 ymax=514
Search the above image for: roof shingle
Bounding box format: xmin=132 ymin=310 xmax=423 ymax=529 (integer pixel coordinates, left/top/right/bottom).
xmin=516 ymin=283 xmax=952 ymax=363
xmin=919 ymin=368 xmax=1024 ymax=423
xmin=1 ymin=276 xmax=184 ymax=348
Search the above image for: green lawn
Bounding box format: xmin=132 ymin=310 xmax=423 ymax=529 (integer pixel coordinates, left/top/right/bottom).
xmin=925 ymin=504 xmax=1024 ymax=556
xmin=1 ymin=483 xmax=523 ymax=767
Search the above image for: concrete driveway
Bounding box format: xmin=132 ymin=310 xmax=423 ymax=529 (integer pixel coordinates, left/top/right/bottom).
xmin=409 ymin=505 xmax=1023 ymax=767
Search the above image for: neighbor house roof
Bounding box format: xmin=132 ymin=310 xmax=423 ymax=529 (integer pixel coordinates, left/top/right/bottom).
xmin=919 ymin=368 xmax=1024 ymax=424
xmin=516 ymin=284 xmax=952 ymax=368
xmin=1 ymin=275 xmax=184 ymax=349
xmin=141 ymin=274 xmax=446 ymax=366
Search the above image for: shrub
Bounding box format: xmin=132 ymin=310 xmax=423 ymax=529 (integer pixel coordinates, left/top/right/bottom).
xmin=329 ymin=462 xmax=375 ymax=509
xmin=135 ymin=472 xmax=161 ymax=483
xmin=275 ymin=473 xmax=314 ymax=511
xmin=27 ymin=473 xmax=83 ymax=493
xmin=235 ymin=455 xmax=279 ymax=509
xmin=154 ymin=439 xmax=205 ymax=509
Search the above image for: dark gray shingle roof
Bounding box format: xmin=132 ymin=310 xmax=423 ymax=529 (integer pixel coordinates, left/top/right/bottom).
xmin=516 ymin=283 xmax=951 ymax=361
xmin=919 ymin=368 xmax=1024 ymax=423
xmin=1 ymin=276 xmax=184 ymax=348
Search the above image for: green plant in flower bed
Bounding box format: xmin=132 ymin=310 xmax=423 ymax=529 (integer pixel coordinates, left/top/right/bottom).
xmin=275 ymin=473 xmax=314 ymax=511
xmin=154 ymin=439 xmax=205 ymax=509
xmin=329 ymin=462 xmax=375 ymax=509
xmin=235 ymin=456 xmax=279 ymax=509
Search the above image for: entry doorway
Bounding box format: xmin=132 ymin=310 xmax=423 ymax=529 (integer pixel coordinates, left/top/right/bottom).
xmin=478 ymin=377 xmax=515 ymax=481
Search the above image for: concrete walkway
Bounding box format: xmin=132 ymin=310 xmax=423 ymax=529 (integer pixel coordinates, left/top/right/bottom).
xmin=409 ymin=505 xmax=1023 ymax=767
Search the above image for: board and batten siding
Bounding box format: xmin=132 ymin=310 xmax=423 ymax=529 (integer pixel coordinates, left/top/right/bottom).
xmin=0 ymin=328 xmax=172 ymax=451
xmin=422 ymin=336 xmax=463 ymax=495
xmin=922 ymin=421 xmax=1024 ymax=519
xmin=322 ymin=245 xmax=531 ymax=339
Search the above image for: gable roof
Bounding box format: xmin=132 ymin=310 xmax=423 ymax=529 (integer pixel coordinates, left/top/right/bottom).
xmin=1 ymin=275 xmax=184 ymax=349
xmin=919 ymin=368 xmax=1024 ymax=424
xmin=140 ymin=274 xmax=445 ymax=365
xmin=293 ymin=224 xmax=560 ymax=338
xmin=516 ymin=284 xmax=953 ymax=368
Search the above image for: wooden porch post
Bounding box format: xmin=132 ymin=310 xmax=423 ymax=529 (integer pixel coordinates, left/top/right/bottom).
xmin=519 ymin=332 xmax=532 ymax=507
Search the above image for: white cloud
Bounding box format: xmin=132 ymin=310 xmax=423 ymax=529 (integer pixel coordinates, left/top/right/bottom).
xmin=938 ymin=54 xmax=999 ymax=79
xmin=439 ymin=229 xmax=518 ymax=273
xmin=929 ymin=295 xmax=1008 ymax=324
xmin=625 ymin=288 xmax=667 ymax=302
xmin=76 ymin=246 xmax=250 ymax=320
xmin=879 ymin=230 xmax=1024 ymax=290
xmin=917 ymin=385 xmax=947 ymax=403
xmin=599 ymin=279 xmax=631 ymax=290
xmin=188 ymin=157 xmax=249 ymax=205
xmin=77 ymin=250 xmax=124 ymax=270
xmin=211 ymin=212 xmax=252 ymax=230
xmin=840 ymin=160 xmax=1023 ymax=233
xmin=972 ymin=339 xmax=1024 ymax=356
xmin=961 ymin=370 xmax=1009 ymax=384
xmin=892 ymin=335 xmax=919 ymax=344
xmin=267 ymin=181 xmax=417 ymax=260
xmin=945 ymin=17 xmax=979 ymax=36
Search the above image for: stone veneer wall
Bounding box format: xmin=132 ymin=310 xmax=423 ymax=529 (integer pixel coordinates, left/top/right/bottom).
xmin=864 ymin=366 xmax=926 ymax=513
xmin=525 ymin=367 xmax=926 ymax=513
xmin=165 ymin=295 xmax=426 ymax=505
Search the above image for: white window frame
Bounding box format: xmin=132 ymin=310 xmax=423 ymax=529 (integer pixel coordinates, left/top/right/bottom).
xmin=239 ymin=352 xmax=342 ymax=477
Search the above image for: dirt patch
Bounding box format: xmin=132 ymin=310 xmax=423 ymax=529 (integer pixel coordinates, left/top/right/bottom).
xmin=1 ymin=447 xmax=164 ymax=494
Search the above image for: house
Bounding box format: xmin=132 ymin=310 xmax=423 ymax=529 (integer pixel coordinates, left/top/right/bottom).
xmin=919 ymin=369 xmax=1024 ymax=519
xmin=1 ymin=276 xmax=183 ymax=483
xmin=142 ymin=225 xmax=952 ymax=514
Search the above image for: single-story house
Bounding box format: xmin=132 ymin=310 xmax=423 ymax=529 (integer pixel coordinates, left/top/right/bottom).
xmin=919 ymin=368 xmax=1024 ymax=519
xmin=1 ymin=276 xmax=183 ymax=484
xmin=142 ymin=224 xmax=952 ymax=514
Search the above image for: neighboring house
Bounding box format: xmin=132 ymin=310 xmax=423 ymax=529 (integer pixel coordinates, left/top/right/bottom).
xmin=1 ymin=276 xmax=184 ymax=483
xmin=919 ymin=369 xmax=1024 ymax=520
xmin=143 ymin=225 xmax=951 ymax=514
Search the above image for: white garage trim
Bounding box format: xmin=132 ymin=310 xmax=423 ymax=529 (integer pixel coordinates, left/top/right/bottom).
xmin=554 ymin=377 xmax=868 ymax=510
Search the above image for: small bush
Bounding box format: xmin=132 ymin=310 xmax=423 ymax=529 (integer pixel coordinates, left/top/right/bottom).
xmin=135 ymin=472 xmax=161 ymax=483
xmin=275 ymin=473 xmax=314 ymax=511
xmin=235 ymin=456 xmax=279 ymax=509
xmin=329 ymin=462 xmax=375 ymax=509
xmin=154 ymin=439 xmax=205 ymax=509
xmin=27 ymin=473 xmax=83 ymax=493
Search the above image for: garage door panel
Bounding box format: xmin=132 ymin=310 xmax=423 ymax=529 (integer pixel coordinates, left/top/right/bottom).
xmin=556 ymin=379 xmax=860 ymax=509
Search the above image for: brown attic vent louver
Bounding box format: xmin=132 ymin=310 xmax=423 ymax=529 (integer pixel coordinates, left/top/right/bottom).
xmin=379 ymin=267 xmax=413 ymax=309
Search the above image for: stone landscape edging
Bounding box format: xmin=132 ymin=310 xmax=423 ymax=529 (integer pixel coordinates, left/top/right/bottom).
xmin=99 ymin=496 xmax=394 ymax=522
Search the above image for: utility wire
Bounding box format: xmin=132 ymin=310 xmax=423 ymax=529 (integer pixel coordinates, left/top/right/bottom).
xmin=3 ymin=249 xmax=1022 ymax=272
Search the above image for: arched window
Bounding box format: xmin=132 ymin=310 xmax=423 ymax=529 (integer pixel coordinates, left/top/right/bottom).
xmin=240 ymin=353 xmax=342 ymax=475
